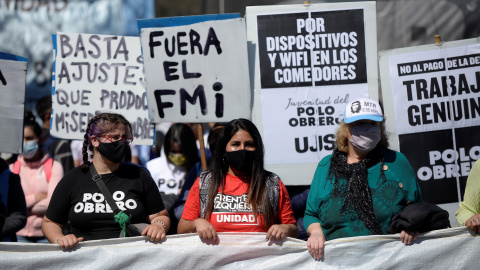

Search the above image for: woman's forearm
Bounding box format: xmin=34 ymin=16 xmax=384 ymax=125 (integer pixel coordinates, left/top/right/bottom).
xmin=177 ymin=218 xmax=196 ymax=234
xmin=148 ymin=209 xmax=171 ymax=233
xmin=41 ymin=216 xmax=65 ymax=243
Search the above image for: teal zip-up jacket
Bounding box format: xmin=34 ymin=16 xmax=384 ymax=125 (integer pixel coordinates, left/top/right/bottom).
xmin=304 ymin=149 xmax=423 ymax=240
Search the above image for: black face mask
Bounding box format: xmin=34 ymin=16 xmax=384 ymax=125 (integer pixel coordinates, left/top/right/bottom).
xmin=97 ymin=140 xmax=127 ymax=164
xmin=225 ymin=150 xmax=256 ymax=172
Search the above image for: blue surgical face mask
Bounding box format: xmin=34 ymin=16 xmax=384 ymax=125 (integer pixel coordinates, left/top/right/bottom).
xmin=23 ymin=140 xmax=39 ymax=159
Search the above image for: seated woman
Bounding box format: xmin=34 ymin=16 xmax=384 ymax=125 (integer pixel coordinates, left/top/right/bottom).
xmin=456 ymin=159 xmax=480 ymax=233
xmin=304 ymin=97 xmax=422 ymax=260
xmin=42 ymin=113 xmax=170 ymax=249
xmin=178 ymin=118 xmax=297 ymax=242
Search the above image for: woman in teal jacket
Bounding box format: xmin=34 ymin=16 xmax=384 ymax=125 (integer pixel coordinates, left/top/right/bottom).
xmin=304 ymin=97 xmax=422 ymax=260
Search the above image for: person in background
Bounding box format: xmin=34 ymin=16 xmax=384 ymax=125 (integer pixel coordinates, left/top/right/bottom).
xmin=286 ymin=186 xmax=310 ymax=240
xmin=0 ymin=153 xmax=17 ymax=165
xmin=146 ymin=123 xmax=199 ymax=218
xmin=152 ymin=122 xmax=172 ymax=158
xmin=10 ymin=117 xmax=63 ymax=243
xmin=0 ymin=157 xmax=27 ymax=242
xmin=36 ymin=96 xmax=74 ymax=174
xmin=173 ymin=123 xmax=227 ymax=222
xmin=178 ymin=119 xmax=297 ymax=242
xmin=187 ymin=123 xmax=212 ymax=161
xmin=71 ymin=140 xmax=88 ymax=167
xmin=128 ymin=144 xmax=140 ymax=165
xmin=456 ymin=159 xmax=480 ymax=232
xmin=134 ymin=144 xmax=158 ymax=168
xmin=42 ymin=113 xmax=169 ymax=249
xmin=304 ymin=97 xmax=422 ymax=260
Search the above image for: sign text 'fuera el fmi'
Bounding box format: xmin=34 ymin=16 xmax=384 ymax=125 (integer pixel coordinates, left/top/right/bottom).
xmin=140 ymin=18 xmax=251 ymax=123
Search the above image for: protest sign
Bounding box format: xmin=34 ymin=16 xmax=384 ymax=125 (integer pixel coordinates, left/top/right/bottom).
xmin=379 ymin=38 xmax=480 ymax=204
xmin=246 ymin=2 xmax=378 ymax=185
xmin=0 ymin=0 xmax=154 ymax=109
xmin=51 ymin=33 xmax=154 ymax=145
xmin=138 ymin=14 xmax=251 ymax=123
xmin=0 ymin=52 xmax=27 ymax=154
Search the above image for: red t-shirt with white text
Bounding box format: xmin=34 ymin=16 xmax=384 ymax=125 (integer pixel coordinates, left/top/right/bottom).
xmin=181 ymin=173 xmax=296 ymax=232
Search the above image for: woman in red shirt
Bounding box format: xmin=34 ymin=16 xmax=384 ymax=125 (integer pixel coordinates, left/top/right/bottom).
xmin=178 ymin=119 xmax=297 ymax=242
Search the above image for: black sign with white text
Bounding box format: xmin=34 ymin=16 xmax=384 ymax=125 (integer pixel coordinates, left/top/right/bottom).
xmin=257 ymin=9 xmax=367 ymax=88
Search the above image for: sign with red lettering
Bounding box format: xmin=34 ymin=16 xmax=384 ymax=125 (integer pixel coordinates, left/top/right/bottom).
xmin=51 ymin=33 xmax=154 ymax=145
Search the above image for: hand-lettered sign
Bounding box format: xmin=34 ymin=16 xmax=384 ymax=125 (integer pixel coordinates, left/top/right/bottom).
xmin=139 ymin=15 xmax=251 ymax=123
xmin=51 ymin=33 xmax=154 ymax=145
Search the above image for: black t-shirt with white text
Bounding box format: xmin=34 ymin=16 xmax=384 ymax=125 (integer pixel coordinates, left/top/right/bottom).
xmin=46 ymin=164 xmax=164 ymax=241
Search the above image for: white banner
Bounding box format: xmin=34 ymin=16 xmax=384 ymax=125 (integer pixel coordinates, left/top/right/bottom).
xmin=0 ymin=53 xmax=27 ymax=154
xmin=0 ymin=229 xmax=478 ymax=269
xmin=387 ymin=44 xmax=480 ymax=135
xmin=140 ymin=18 xmax=251 ymax=123
xmin=52 ymin=32 xmax=154 ymax=145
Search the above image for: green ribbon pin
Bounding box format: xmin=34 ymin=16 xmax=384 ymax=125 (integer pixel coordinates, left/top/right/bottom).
xmin=114 ymin=211 xmax=132 ymax=237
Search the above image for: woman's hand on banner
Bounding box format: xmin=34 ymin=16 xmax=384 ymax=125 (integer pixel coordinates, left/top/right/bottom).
xmin=57 ymin=234 xmax=84 ymax=250
xmin=400 ymin=230 xmax=419 ymax=245
xmin=306 ymin=223 xmax=326 ymax=260
xmin=194 ymin=218 xmax=218 ymax=243
xmin=466 ymin=215 xmax=480 ymax=234
xmin=266 ymin=224 xmax=297 ymax=241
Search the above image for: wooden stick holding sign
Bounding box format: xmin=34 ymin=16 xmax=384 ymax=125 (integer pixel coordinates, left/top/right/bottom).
xmin=197 ymin=123 xmax=208 ymax=171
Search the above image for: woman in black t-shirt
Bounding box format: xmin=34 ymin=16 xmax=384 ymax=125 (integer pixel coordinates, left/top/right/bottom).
xmin=42 ymin=113 xmax=170 ymax=249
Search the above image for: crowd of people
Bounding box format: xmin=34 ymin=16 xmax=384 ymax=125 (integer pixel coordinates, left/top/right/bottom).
xmin=0 ymin=96 xmax=478 ymax=260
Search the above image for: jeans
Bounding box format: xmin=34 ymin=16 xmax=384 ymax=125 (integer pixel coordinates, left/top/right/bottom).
xmin=16 ymin=235 xmax=49 ymax=243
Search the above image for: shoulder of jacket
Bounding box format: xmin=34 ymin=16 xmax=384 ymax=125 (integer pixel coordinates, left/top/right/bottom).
xmin=383 ymin=149 xmax=409 ymax=165
xmin=264 ymin=170 xmax=280 ymax=181
xmin=318 ymin=155 xmax=332 ymax=167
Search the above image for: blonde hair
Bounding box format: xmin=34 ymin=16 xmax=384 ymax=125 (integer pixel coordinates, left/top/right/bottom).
xmin=335 ymin=119 xmax=389 ymax=153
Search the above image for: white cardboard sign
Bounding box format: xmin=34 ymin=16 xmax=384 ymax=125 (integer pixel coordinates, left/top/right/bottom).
xmin=140 ymin=18 xmax=251 ymax=123
xmin=51 ymin=32 xmax=154 ymax=145
xmin=0 ymin=53 xmax=27 ymax=154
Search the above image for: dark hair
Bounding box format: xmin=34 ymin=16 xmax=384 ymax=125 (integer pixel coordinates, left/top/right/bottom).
xmin=24 ymin=119 xmax=42 ymax=138
xmin=23 ymin=115 xmax=43 ymax=144
xmin=81 ymin=113 xmax=133 ymax=172
xmin=163 ymin=123 xmax=199 ymax=173
xmin=35 ymin=96 xmax=52 ymax=122
xmin=206 ymin=118 xmax=275 ymax=229
xmin=24 ymin=110 xmax=36 ymax=122
xmin=23 ymin=116 xmax=44 ymax=158
xmin=207 ymin=123 xmax=227 ymax=154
